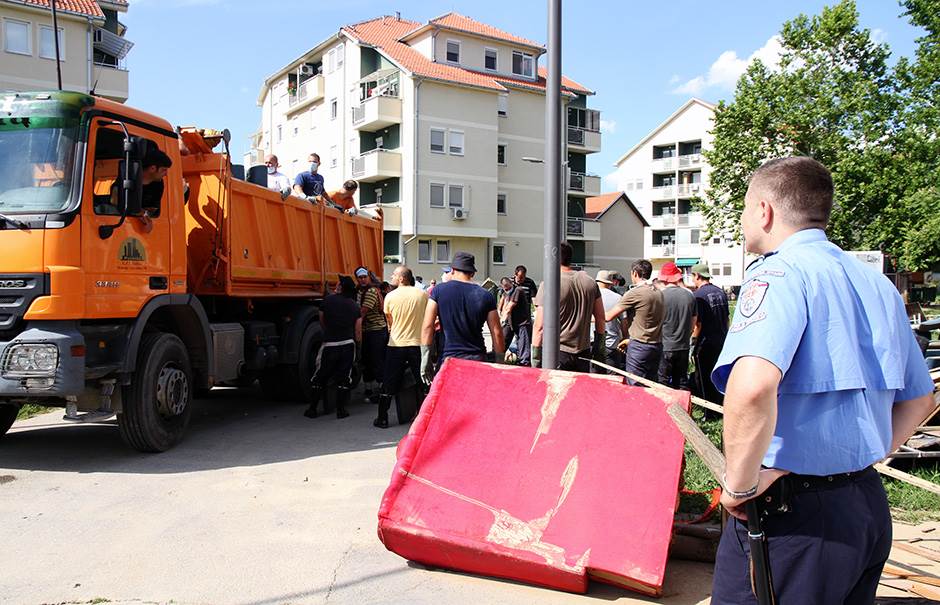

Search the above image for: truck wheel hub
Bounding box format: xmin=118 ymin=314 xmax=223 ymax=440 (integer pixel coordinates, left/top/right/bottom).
xmin=156 ymin=366 xmax=188 ymax=416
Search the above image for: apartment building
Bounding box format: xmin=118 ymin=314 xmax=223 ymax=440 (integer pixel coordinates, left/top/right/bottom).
xmin=249 ymin=12 xmax=607 ymax=282
xmin=0 ymin=0 xmax=131 ymax=102
xmin=611 ymin=98 xmax=747 ymax=288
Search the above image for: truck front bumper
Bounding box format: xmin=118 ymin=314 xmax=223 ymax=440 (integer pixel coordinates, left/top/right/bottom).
xmin=0 ymin=322 xmax=85 ymax=401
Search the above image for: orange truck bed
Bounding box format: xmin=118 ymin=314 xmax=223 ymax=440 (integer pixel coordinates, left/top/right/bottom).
xmin=181 ymin=152 xmax=383 ymax=299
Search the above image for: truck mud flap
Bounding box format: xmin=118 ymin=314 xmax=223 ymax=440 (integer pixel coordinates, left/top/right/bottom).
xmin=377 ymin=358 xmax=690 ymax=596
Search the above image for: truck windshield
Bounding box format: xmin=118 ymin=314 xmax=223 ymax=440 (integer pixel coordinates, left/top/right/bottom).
xmin=0 ymin=116 xmax=80 ymax=214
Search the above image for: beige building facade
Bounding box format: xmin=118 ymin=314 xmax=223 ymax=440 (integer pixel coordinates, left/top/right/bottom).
xmin=0 ymin=0 xmax=131 ymax=102
xmin=249 ymin=13 xmax=603 ymax=283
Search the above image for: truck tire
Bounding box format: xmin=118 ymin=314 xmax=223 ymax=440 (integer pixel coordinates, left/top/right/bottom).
xmin=0 ymin=404 xmax=17 ymax=439
xmin=118 ymin=332 xmax=193 ymax=453
xmin=287 ymin=322 xmax=323 ymax=402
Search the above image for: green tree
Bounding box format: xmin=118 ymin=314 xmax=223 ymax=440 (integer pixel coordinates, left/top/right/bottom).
xmin=702 ymin=0 xmax=940 ymax=269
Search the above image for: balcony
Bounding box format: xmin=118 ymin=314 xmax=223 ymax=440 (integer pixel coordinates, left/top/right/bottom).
xmin=93 ymin=63 xmax=129 ymax=103
xmin=679 ymin=153 xmax=703 ymax=168
xmin=676 ymin=244 xmax=702 ymax=257
xmin=649 ymin=244 xmax=675 ymax=258
xmin=567 ymin=127 xmax=602 ymax=154
xmin=565 ymin=217 xmax=601 ymax=241
xmin=567 ymin=171 xmax=602 ymax=197
xmin=351 ymin=149 xmax=402 ymax=183
xmin=651 ymin=213 xmax=676 ymax=229
xmin=675 ymin=213 xmax=703 ymax=228
xmin=651 ymin=185 xmax=676 ymax=200
xmin=651 ymin=156 xmax=676 ymax=173
xmin=352 ymin=94 xmax=402 ymax=131
xmin=363 ymin=203 xmax=400 ymax=230
xmin=677 ymin=183 xmax=703 ymax=198
xmin=287 ymin=76 xmax=324 ymax=114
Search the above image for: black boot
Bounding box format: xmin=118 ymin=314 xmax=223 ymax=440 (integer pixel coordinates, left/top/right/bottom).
xmin=373 ymin=394 xmax=391 ymax=428
xmin=336 ymin=386 xmax=351 ymax=419
xmin=304 ymin=386 xmax=322 ymax=418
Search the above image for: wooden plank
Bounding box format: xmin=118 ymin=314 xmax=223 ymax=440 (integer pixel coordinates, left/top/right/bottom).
xmin=910 ymin=583 xmax=940 ymax=601
xmin=893 ymin=541 xmax=940 ymax=564
xmin=875 ymin=463 xmax=940 ymax=496
xmin=882 ymin=565 xmax=940 ymax=588
xmin=585 ymin=358 xmax=725 ymax=415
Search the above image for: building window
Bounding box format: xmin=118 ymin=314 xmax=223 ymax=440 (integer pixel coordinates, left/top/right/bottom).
xmin=497 ymin=94 xmax=508 ymax=117
xmin=512 ymin=51 xmax=534 ymax=77
xmin=497 ymin=143 xmax=507 ymax=166
xmin=723 ymin=264 xmax=732 ymax=276
xmin=712 ymin=236 xmax=721 ymax=244
xmin=635 ymin=179 xmax=643 ymax=190
xmin=277 ymin=125 xmax=282 ymax=143
xmin=330 ymin=145 xmax=338 ymax=169
xmin=430 ymin=183 xmax=445 ymax=208
xmin=497 ymin=193 xmax=507 ymax=215
xmin=626 ymin=183 xmax=634 ymax=191
xmin=436 ymin=240 xmax=451 ymax=263
xmin=330 ymin=98 xmax=338 ymax=120
xmin=484 ymin=48 xmax=498 ymax=71
xmin=448 ymin=185 xmax=464 ymax=209
xmin=335 ymin=44 xmax=344 ymax=68
xmin=430 ymin=128 xmax=445 ymax=153
xmin=418 ymin=239 xmax=432 ymax=263
xmin=493 ymin=244 xmax=506 ymax=265
xmin=39 ymin=25 xmax=64 ymax=60
xmin=691 ymin=229 xmax=700 ymax=244
xmin=448 ymin=130 xmax=464 ymax=156
xmin=327 ymin=49 xmax=336 ymax=73
xmin=4 ymin=19 xmax=31 ymax=55
xmin=446 ymin=39 xmax=460 ymax=63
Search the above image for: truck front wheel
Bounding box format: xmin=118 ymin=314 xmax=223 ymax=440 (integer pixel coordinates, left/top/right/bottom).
xmin=0 ymin=404 xmax=17 ymax=439
xmin=118 ymin=332 xmax=193 ymax=452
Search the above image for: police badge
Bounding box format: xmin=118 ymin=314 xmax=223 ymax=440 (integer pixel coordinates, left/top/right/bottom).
xmin=739 ymin=279 xmax=769 ymax=318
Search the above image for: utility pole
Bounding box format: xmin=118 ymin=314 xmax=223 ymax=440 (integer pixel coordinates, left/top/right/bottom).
xmin=51 ymin=0 xmax=63 ymax=90
xmin=542 ymin=0 xmax=562 ymax=369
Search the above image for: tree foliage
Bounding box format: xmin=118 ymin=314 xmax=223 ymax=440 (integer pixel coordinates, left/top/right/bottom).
xmin=702 ymin=0 xmax=940 ymax=270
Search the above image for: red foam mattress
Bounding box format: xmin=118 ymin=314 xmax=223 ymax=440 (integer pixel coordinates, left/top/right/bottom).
xmin=377 ymin=358 xmax=690 ymax=596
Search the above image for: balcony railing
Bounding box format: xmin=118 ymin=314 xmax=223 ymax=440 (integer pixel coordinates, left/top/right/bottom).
xmin=351 ymin=148 xmax=402 ymax=182
xmin=651 ymin=185 xmax=676 ymax=200
xmin=677 ymin=183 xmax=703 ymax=197
xmin=567 ymin=127 xmax=602 ymax=152
xmin=651 ymin=156 xmax=676 ymax=173
xmin=351 ymin=94 xmax=402 ymax=130
xmin=567 ymin=171 xmax=601 ymax=196
xmin=566 ymin=217 xmax=584 ymax=237
xmin=678 ymin=153 xmax=702 ymax=168
xmin=288 ymin=75 xmax=324 ymax=108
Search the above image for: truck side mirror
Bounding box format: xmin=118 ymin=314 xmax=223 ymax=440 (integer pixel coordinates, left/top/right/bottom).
xmin=123 ymin=159 xmax=144 ymax=216
xmin=99 ymin=133 xmax=144 ymax=239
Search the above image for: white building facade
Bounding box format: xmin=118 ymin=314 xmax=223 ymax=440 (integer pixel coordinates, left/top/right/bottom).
xmin=248 ymin=13 xmax=607 ymax=282
xmin=611 ymin=98 xmax=747 ymax=288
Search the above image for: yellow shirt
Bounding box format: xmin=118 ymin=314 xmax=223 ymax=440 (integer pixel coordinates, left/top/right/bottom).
xmin=383 ymin=285 xmax=429 ymax=347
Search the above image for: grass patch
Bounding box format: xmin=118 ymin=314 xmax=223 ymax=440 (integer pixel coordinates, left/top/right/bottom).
xmin=15 ymin=404 xmax=54 ymax=421
xmin=679 ymin=409 xmax=940 ymax=520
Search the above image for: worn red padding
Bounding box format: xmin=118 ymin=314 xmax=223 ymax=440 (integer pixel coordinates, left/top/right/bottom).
xmin=377 ymin=358 xmax=690 ymax=596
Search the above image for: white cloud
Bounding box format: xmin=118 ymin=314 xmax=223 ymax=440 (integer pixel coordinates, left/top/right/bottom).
xmin=668 ymin=74 xmax=681 ymax=85
xmin=599 ymin=119 xmax=617 ymax=134
xmin=671 ymin=35 xmax=783 ymax=95
xmin=871 ymin=28 xmax=887 ymax=44
xmin=603 ymin=170 xmax=622 ymax=190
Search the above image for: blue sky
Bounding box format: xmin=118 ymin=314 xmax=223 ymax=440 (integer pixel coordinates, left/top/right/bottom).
xmin=123 ymin=0 xmax=922 ymax=186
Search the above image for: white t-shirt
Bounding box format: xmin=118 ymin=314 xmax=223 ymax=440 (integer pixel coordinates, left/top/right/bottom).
xmin=267 ymin=171 xmax=291 ymax=192
xmin=600 ymin=286 xmax=624 ymax=349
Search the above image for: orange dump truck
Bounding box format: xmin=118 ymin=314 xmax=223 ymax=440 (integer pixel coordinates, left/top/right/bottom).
xmin=0 ymin=91 xmax=383 ymax=451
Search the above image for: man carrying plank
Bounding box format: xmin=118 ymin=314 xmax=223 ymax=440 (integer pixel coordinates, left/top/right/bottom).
xmin=709 ymin=157 xmax=936 ymax=604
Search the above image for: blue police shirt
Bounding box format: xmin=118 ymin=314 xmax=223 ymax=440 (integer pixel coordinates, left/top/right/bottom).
xmin=294 ymin=172 xmax=324 ymax=197
xmin=712 ymin=229 xmax=934 ymax=475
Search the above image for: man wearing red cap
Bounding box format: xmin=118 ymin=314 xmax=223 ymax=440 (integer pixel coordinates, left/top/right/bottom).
xmin=656 ymin=262 xmax=696 ymax=390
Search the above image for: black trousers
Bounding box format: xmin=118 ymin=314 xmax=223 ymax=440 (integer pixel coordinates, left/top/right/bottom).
xmin=361 ymin=328 xmax=387 ymax=384
xmin=712 ymin=467 xmax=890 ymax=604
xmin=624 ymin=340 xmax=662 ymax=385
xmin=311 ymin=342 xmax=355 ymax=389
xmin=693 ymin=343 xmax=724 ymax=404
xmin=382 ymin=346 xmax=423 ymax=396
xmin=658 ymin=348 xmax=690 ymax=390
xmin=557 ymin=349 xmax=590 ymax=373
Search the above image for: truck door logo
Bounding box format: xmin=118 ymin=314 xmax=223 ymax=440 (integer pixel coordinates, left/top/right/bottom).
xmin=119 ymin=237 xmax=147 ymax=263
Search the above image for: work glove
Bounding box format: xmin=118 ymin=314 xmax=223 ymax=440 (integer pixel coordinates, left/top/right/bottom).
xmin=420 ymin=345 xmax=434 ymax=385
xmin=531 ymin=345 xmax=542 ymax=369
xmin=592 ymin=331 xmax=606 ymax=363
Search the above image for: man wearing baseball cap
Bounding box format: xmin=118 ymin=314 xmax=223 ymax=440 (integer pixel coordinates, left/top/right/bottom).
xmin=656 ymin=262 xmax=696 ymax=389
xmin=690 ymin=262 xmax=729 ymax=404
xmin=355 ymin=266 xmax=388 ymax=402
xmin=595 ymin=269 xmax=627 ymax=374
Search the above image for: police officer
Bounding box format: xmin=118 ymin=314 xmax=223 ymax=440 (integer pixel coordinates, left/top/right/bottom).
xmin=304 ymin=276 xmax=361 ymax=420
xmin=711 ymin=157 xmax=935 ymax=604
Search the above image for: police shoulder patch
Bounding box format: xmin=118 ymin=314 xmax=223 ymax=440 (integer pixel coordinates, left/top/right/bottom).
xmin=739 ymin=279 xmax=769 ymax=318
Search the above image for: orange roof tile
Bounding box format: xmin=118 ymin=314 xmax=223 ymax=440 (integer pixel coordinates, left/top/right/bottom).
xmin=20 ymin=0 xmax=104 ymax=18
xmin=343 ymin=15 xmax=593 ymax=97
xmin=427 ymin=12 xmax=542 ymax=49
xmin=586 ymin=192 xmax=649 ymax=226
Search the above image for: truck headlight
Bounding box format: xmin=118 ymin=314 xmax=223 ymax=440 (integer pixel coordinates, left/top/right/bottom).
xmin=2 ymin=343 xmax=59 ymax=377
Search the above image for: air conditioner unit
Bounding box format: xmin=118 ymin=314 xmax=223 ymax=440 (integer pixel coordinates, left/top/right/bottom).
xmin=452 ymin=208 xmax=469 ymax=220
xmin=300 ymin=65 xmax=315 ymax=76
